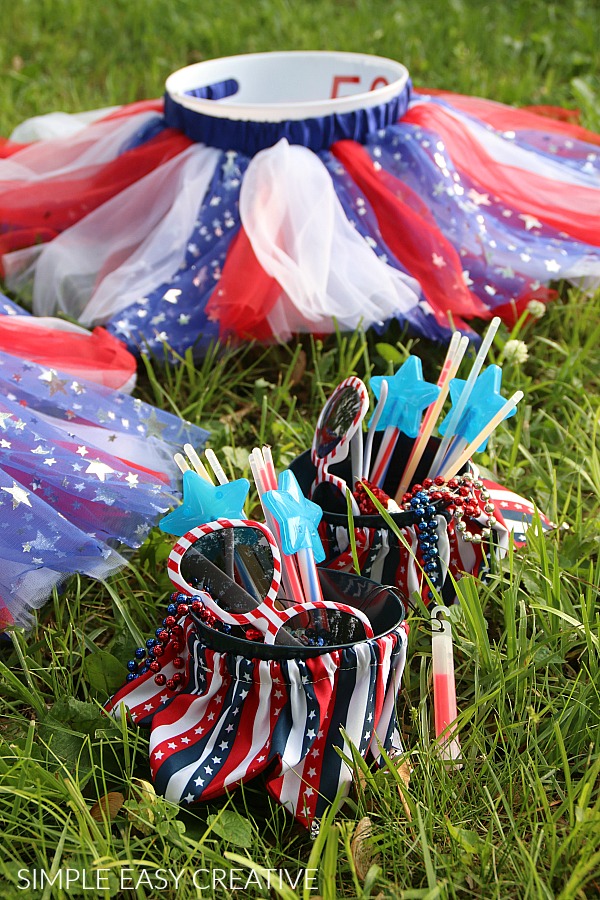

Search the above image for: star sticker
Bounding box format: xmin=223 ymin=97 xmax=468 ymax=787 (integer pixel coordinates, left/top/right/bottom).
xmin=438 ymin=365 xmax=516 ymax=452
xmin=141 ymin=409 xmax=168 ymax=439
xmin=545 ymin=259 xmax=561 ymax=274
xmin=38 ymin=369 xmax=68 ymax=396
xmin=262 ymin=469 xmax=324 ymax=563
xmin=370 ymin=356 xmax=440 ymax=438
xmin=125 ymin=473 xmax=139 ymax=488
xmin=85 ymin=460 xmax=115 ymax=482
xmin=467 ymin=189 xmax=491 ymax=206
xmin=0 ymin=412 xmax=13 ymax=431
xmin=159 ymin=469 xmax=249 ymax=536
xmin=518 ymin=213 xmax=543 ymax=231
xmin=1 ymin=481 xmax=32 ymax=509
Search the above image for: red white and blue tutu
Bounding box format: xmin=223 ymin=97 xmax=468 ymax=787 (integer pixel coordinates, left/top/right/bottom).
xmin=0 ymin=296 xmax=208 ymax=628
xmin=1 ymin=51 xmax=599 ymax=357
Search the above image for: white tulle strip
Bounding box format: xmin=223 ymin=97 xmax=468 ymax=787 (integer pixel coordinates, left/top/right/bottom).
xmin=239 ymin=139 xmax=421 ymax=340
xmin=420 ymin=99 xmax=600 ymax=190
xmin=1 ymin=111 xmax=162 ymax=180
xmin=9 ymin=107 xmax=121 ymax=143
xmin=4 ymin=145 xmax=220 ymax=324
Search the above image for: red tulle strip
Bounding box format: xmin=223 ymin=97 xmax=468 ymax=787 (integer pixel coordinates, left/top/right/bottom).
xmin=0 ymin=320 xmax=137 ymax=389
xmin=98 ymin=98 xmax=165 ymax=122
xmin=0 ymin=602 xmax=14 ymax=627
xmin=206 ymin=227 xmax=279 ymax=341
xmin=404 ymin=103 xmax=600 ymax=245
xmin=332 ymin=139 xmax=487 ymax=327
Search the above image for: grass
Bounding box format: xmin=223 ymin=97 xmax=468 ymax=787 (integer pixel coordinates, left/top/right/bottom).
xmin=0 ymin=2 xmax=599 ymax=897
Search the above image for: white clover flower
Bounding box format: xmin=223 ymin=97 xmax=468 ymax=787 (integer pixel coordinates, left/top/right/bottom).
xmin=526 ymin=299 xmax=546 ymax=318
xmin=502 ymin=339 xmax=529 ymax=364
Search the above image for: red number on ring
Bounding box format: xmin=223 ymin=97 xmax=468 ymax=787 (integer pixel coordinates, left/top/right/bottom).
xmin=330 ymin=75 xmax=390 ymax=98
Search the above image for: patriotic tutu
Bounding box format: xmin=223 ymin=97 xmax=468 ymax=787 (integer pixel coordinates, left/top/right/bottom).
xmin=0 ymin=298 xmax=208 ymax=627
xmin=1 ymin=51 xmax=599 ymax=357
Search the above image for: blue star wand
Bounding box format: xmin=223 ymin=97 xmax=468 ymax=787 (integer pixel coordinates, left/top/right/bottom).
xmin=263 ymin=469 xmax=326 ymax=606
xmin=159 ymin=445 xmax=250 ymax=590
xmin=369 ymin=355 xmax=440 ymax=487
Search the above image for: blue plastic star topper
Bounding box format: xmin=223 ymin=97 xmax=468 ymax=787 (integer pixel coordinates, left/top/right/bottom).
xmin=159 ymin=469 xmax=250 ymax=536
xmin=262 ymin=469 xmax=325 ymax=563
xmin=438 ymin=365 xmax=516 ymax=451
xmin=370 ymin=355 xmax=440 ymax=438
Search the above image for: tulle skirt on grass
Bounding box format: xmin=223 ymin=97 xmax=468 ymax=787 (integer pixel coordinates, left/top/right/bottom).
xmin=1 ymin=52 xmax=598 ymax=358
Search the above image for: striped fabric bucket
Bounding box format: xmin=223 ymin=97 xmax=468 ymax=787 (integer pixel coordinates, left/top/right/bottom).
xmin=107 ymin=568 xmax=408 ymax=828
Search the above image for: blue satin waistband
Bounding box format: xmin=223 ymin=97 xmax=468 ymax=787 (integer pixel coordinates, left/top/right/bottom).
xmin=163 ymin=80 xmax=412 ymax=155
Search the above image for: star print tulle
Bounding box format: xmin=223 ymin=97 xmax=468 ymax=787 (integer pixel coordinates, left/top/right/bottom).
xmin=1 ymin=51 xmax=599 ymax=357
xmin=0 ymin=334 xmax=207 ymax=627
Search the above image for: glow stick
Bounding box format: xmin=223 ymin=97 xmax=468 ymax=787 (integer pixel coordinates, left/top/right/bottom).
xmin=428 ymin=317 xmax=501 ymax=478
xmin=439 ymin=390 xmax=524 ymax=481
xmin=296 ymin=546 xmax=324 ymax=606
xmin=173 ymin=453 xmax=190 ymax=474
xmin=183 ymin=443 xmax=213 ymax=483
xmin=351 ymin=425 xmax=364 ymax=489
xmin=431 ymin=606 xmax=461 ymax=762
xmin=201 ymin=448 xmax=239 ymax=580
xmin=249 ymin=448 xmax=306 ymax=605
xmin=363 ymin=379 xmax=388 ymax=479
xmin=204 ymin=448 xmax=228 ymax=485
xmin=395 ymin=334 xmax=468 ymax=500
xmin=261 ymin=446 xmax=278 ymax=490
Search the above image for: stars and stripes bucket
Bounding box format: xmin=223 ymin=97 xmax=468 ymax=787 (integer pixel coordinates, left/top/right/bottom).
xmin=290 ymin=431 xmax=553 ymax=607
xmin=107 ymin=545 xmax=408 ymax=829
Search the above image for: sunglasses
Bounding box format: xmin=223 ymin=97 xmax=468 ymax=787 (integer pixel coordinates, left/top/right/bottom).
xmin=167 ymin=518 xmax=376 ymax=646
xmin=310 ymin=376 xmax=369 ymax=513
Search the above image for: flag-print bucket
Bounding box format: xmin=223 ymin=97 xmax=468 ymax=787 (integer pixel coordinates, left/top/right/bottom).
xmin=107 ymin=567 xmax=408 ymax=829
xmin=290 ymin=432 xmax=553 ymax=607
